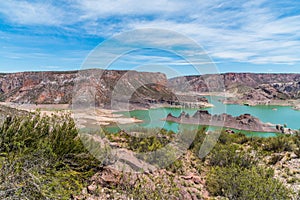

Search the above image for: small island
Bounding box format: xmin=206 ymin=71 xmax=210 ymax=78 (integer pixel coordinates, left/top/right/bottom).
xmin=166 ymin=110 xmax=297 ymax=134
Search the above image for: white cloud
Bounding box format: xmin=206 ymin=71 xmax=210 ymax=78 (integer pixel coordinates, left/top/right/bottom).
xmin=0 ymin=0 xmax=68 ymax=25
xmin=0 ymin=0 xmax=299 ymax=66
xmin=74 ymin=0 xmax=187 ymax=19
xmin=126 ymin=13 xmax=300 ymax=65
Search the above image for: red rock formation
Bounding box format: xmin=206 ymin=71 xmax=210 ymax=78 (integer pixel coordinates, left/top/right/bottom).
xmin=166 ymin=110 xmax=280 ymax=133
xmin=0 ymin=70 xmax=176 ymax=109
xmin=168 ymin=73 xmax=300 ymax=102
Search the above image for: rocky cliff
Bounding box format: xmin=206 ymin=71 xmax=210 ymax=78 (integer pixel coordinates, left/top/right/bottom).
xmin=73 ymin=69 xmax=178 ymax=109
xmin=0 ymin=71 xmax=76 ymax=104
xmin=2 ymin=71 xmax=299 ymax=108
xmin=0 ymin=70 xmax=177 ymax=108
xmin=169 ymin=73 xmax=300 ymax=102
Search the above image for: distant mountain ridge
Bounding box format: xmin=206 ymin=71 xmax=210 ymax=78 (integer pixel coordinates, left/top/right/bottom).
xmin=0 ymin=71 xmax=76 ymax=104
xmin=169 ymin=73 xmax=300 ymax=102
xmin=1 ymin=71 xmax=300 ymax=106
xmin=0 ymin=69 xmax=176 ymax=108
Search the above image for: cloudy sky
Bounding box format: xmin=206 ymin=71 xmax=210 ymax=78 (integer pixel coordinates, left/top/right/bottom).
xmin=0 ymin=0 xmax=299 ymax=76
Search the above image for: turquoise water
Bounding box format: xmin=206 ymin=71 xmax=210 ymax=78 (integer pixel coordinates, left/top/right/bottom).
xmin=106 ymin=96 xmax=300 ymax=137
xmin=205 ymin=96 xmax=300 ymax=130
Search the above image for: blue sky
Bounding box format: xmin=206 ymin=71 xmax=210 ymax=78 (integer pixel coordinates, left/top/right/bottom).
xmin=0 ymin=0 xmax=300 ymax=77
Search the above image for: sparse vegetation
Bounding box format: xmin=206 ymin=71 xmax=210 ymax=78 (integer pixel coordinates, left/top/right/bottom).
xmin=0 ymin=112 xmax=299 ymax=199
xmin=207 ymin=165 xmax=291 ymax=200
xmin=0 ymin=112 xmax=101 ymax=199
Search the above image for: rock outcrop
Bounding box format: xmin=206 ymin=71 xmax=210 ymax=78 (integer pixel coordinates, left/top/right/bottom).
xmin=0 ymin=71 xmax=76 ymax=104
xmin=166 ymin=110 xmax=282 ymax=133
xmin=0 ymin=70 xmax=178 ymax=109
xmin=73 ymin=152 xmax=207 ymax=200
xmin=73 ymin=69 xmax=179 ymax=109
xmin=169 ymin=73 xmax=300 ymax=103
xmin=2 ymin=71 xmax=299 ymax=109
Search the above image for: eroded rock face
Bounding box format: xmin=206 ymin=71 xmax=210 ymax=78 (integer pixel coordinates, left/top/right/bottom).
xmin=169 ymin=73 xmax=300 ymax=101
xmin=0 ymin=71 xmax=76 ymax=104
xmin=166 ymin=110 xmax=281 ymax=133
xmin=73 ymin=69 xmax=178 ymax=109
xmin=3 ymin=71 xmax=298 ymax=109
xmin=0 ymin=70 xmax=177 ymax=108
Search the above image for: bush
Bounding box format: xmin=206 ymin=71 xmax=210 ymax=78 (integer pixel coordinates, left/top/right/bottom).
xmin=208 ymin=143 xmax=256 ymax=168
xmin=0 ymin=112 xmax=101 ymax=199
xmin=218 ymin=131 xmax=249 ymax=145
xmin=293 ymin=133 xmax=300 ymax=157
xmin=207 ymin=165 xmax=292 ymax=200
xmin=188 ymin=126 xmax=207 ymax=151
xmin=295 ymin=148 xmax=300 ymax=158
xmin=262 ymin=136 xmax=294 ymax=153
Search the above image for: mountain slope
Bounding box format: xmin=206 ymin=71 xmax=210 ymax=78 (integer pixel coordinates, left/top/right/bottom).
xmin=0 ymin=70 xmax=176 ymax=108
xmin=169 ymin=73 xmax=300 ymax=101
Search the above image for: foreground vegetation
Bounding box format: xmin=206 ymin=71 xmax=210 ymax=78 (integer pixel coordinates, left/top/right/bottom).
xmin=0 ymin=112 xmax=101 ymax=199
xmin=0 ymin=111 xmax=299 ymax=199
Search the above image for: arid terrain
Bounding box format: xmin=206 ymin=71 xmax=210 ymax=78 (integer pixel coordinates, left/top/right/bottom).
xmin=1 ymin=71 xmax=300 ymax=129
xmin=169 ymin=73 xmax=300 ymax=108
xmin=2 ymin=71 xmax=300 ymax=108
xmin=0 ymin=70 xmax=300 ymax=199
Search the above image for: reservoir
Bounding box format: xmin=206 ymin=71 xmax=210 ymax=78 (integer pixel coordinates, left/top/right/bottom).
xmin=106 ymin=96 xmax=300 ymax=137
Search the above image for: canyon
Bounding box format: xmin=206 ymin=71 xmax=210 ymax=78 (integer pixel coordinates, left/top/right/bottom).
xmin=0 ymin=69 xmax=178 ymax=109
xmin=169 ymin=73 xmax=300 ymax=106
xmin=1 ymin=71 xmax=300 ymax=106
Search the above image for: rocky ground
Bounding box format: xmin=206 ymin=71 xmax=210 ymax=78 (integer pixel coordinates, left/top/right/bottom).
xmin=264 ymin=152 xmax=300 ymax=194
xmin=74 ymin=151 xmax=208 ymax=200
xmin=0 ymin=102 xmax=143 ymax=127
xmin=71 ymin=129 xmax=300 ymax=200
xmin=1 ymin=106 xmax=299 ymax=199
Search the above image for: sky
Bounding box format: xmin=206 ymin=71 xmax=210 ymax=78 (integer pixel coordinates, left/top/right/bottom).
xmin=0 ymin=0 xmax=300 ymax=77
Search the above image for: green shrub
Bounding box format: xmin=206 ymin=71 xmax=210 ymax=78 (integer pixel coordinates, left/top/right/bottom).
xmin=295 ymin=148 xmax=300 ymax=158
xmin=262 ymin=136 xmax=294 ymax=152
xmin=268 ymin=153 xmax=284 ymax=165
xmin=188 ymin=126 xmax=207 ymax=151
xmin=218 ymin=131 xmax=249 ymax=145
xmin=0 ymin=112 xmax=101 ymax=199
xmin=207 ymin=165 xmax=292 ymax=200
xmin=208 ymin=144 xmax=256 ymax=168
xmin=166 ymin=159 xmax=184 ymax=174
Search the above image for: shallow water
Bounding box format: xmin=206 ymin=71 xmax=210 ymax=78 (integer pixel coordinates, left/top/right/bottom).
xmin=205 ymin=96 xmax=300 ymax=130
xmin=106 ymin=96 xmax=299 ymax=137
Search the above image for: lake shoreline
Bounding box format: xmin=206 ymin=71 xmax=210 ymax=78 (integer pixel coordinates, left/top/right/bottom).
xmin=2 ymin=94 xmax=299 ymax=137
xmin=192 ymin=92 xmax=300 ymax=111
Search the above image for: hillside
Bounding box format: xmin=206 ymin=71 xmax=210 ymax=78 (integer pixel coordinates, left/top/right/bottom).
xmin=0 ymin=71 xmax=76 ymax=104
xmin=169 ymin=73 xmax=300 ymax=104
xmin=0 ymin=104 xmax=28 ymax=125
xmin=1 ymin=112 xmax=299 ymax=199
xmin=0 ymin=69 xmax=177 ymax=109
xmin=1 ymin=71 xmax=300 ymax=108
